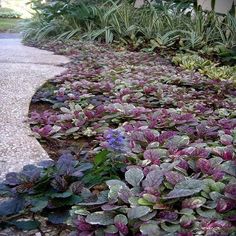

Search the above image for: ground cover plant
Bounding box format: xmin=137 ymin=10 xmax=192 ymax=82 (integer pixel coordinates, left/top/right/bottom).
xmin=0 ymin=18 xmax=20 ymax=32
xmin=0 ymin=39 xmax=236 ymax=235
xmin=172 ymin=54 xmax=236 ymax=83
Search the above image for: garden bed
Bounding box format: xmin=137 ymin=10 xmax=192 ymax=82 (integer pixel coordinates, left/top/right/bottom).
xmin=0 ymin=40 xmax=236 ymax=235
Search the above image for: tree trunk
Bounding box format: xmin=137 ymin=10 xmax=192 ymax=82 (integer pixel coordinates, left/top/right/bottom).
xmin=197 ymin=0 xmax=234 ymax=14
xmin=134 ymin=0 xmax=145 ymax=8
xmin=134 ymin=0 xmax=152 ymax=8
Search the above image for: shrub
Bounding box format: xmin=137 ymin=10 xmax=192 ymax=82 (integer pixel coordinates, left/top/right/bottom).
xmin=0 ymin=7 xmax=21 ymax=18
xmin=172 ymin=54 xmax=236 ymax=83
xmin=22 ymin=0 xmax=236 ymax=56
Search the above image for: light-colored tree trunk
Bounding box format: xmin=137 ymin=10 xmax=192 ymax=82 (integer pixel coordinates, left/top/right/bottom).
xmin=134 ymin=0 xmax=145 ymax=8
xmin=197 ymin=0 xmax=234 ymax=14
xmin=134 ymin=0 xmax=153 ymax=8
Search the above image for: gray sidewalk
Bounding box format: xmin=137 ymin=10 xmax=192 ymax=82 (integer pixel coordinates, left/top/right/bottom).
xmin=0 ymin=35 xmax=69 ymax=180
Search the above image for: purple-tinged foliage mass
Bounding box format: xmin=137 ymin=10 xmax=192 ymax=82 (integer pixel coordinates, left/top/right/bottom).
xmin=2 ymin=41 xmax=236 ymax=234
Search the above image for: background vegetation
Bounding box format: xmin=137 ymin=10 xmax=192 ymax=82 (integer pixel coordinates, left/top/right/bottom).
xmin=0 ymin=0 xmax=25 ymax=32
xmin=22 ymin=0 xmax=236 ymax=64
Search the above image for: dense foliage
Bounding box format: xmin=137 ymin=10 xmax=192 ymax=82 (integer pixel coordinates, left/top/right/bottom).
xmin=0 ymin=7 xmax=21 ymax=18
xmin=1 ymin=40 xmax=235 ymax=235
xmin=172 ymin=54 xmax=236 ymax=83
xmin=22 ymin=0 xmax=236 ymax=62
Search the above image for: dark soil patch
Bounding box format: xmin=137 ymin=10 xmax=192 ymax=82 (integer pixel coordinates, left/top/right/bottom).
xmin=30 ymin=101 xmax=95 ymax=161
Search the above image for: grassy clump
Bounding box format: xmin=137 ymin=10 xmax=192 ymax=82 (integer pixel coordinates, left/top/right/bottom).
xmin=0 ymin=18 xmax=21 ymax=32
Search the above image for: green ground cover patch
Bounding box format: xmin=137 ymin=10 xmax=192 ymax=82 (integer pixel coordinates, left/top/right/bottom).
xmin=0 ymin=18 xmax=21 ymax=32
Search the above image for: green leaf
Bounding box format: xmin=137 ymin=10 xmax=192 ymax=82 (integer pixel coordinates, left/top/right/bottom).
xmin=86 ymin=212 xmax=114 ymax=225
xmin=163 ymin=179 xmax=204 ymax=199
xmin=182 ymin=197 xmax=206 ymax=209
xmin=50 ymin=194 xmax=82 ymax=207
xmin=67 ymin=195 xmax=83 ymax=205
xmin=140 ymin=221 xmax=160 ymax=236
xmin=125 ymin=168 xmax=144 ymax=187
xmin=30 ymin=199 xmax=48 ymax=212
xmin=196 ymin=209 xmax=220 ymax=219
xmin=48 ymin=211 xmax=70 ymax=224
xmin=105 ymin=225 xmax=118 ymax=234
xmin=221 ymin=161 xmax=236 ymax=177
xmin=65 ymin=127 xmax=80 ymax=135
xmin=179 ymin=208 xmax=194 ymax=215
xmin=127 ymin=206 xmax=151 ymax=219
xmin=160 ymin=222 xmax=181 ymax=233
xmin=51 ymin=191 xmax=72 ymax=198
xmin=114 ymin=214 xmax=128 ymax=225
xmin=108 ymin=185 xmax=122 ymax=201
xmin=9 ymin=220 xmax=40 ymax=231
xmin=94 ymin=150 xmax=109 ymax=166
xmin=209 ymin=192 xmax=224 ymax=201
xmin=138 ymin=198 xmax=154 ymax=206
xmin=106 ymin=180 xmax=128 ymax=189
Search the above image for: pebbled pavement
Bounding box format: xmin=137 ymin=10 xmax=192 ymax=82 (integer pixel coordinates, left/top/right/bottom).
xmin=0 ymin=36 xmax=69 ymax=180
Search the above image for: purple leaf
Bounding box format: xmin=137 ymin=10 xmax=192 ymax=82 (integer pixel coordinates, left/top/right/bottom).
xmin=164 ymin=135 xmax=190 ymax=149
xmin=177 ymin=159 xmax=189 ymax=171
xmin=220 ymin=134 xmax=233 ymax=145
xmin=222 ymin=150 xmax=234 ymax=161
xmin=204 ymin=220 xmax=232 ymax=230
xmin=182 ymin=147 xmax=210 ymax=158
xmin=143 ymin=130 xmax=159 ymax=143
xmin=224 ymin=184 xmax=236 ymax=200
xmin=165 ymin=171 xmax=185 ymax=185
xmin=131 ymin=131 xmax=146 ymax=142
xmin=74 ymin=216 xmax=93 ymax=231
xmin=4 ymin=172 xmax=21 ymax=186
xmin=216 ymin=198 xmax=235 ymax=213
xmin=196 ymin=158 xmax=213 ymax=175
xmin=182 ymin=197 xmax=206 ymax=209
xmin=180 ymin=215 xmax=194 ymax=228
xmin=118 ymin=187 xmax=133 ymax=203
xmin=177 ymin=233 xmax=193 ymax=236
xmin=158 ymin=211 xmax=178 ymax=221
xmin=158 ymin=131 xmax=177 ymax=144
xmin=69 ymin=181 xmax=84 ymax=195
xmin=212 ymin=169 xmax=224 ymax=181
xmin=114 ymin=222 xmax=128 ymax=235
xmin=143 ymin=149 xmax=161 ymax=165
xmin=142 ymin=170 xmax=164 ymax=190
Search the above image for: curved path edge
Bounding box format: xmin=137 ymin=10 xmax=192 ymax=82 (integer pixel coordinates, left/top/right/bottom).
xmin=0 ymin=38 xmax=70 ymax=180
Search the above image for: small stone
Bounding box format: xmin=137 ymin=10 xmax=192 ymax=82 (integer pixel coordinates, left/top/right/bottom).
xmin=35 ymin=233 xmax=42 ymax=236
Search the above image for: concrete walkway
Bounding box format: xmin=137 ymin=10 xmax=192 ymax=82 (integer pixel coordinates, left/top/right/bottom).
xmin=0 ymin=36 xmax=69 ymax=179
